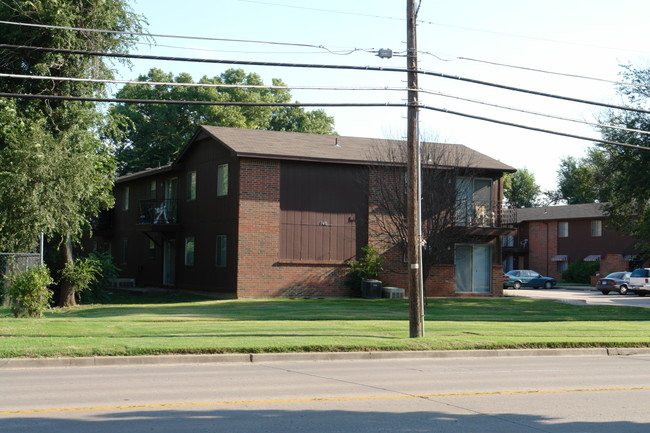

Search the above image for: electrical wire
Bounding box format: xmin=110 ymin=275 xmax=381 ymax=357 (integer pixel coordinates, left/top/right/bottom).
xmin=238 ymin=0 xmax=650 ymax=56
xmin=419 ymin=88 xmax=650 ymax=137
xmin=1 ymin=91 xmax=647 ymax=151
xmin=4 ymin=71 xmax=647 ymax=138
xmin=0 ymin=72 xmax=407 ymax=93
xmin=420 ymin=53 xmax=650 ymax=89
xmin=0 ymin=19 xmax=376 ymax=56
xmin=1 ymin=43 xmax=648 ymax=116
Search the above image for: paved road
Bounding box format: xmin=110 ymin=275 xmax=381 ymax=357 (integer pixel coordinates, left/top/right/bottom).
xmin=505 ymin=287 xmax=650 ymax=308
xmin=3 ymin=354 xmax=650 ymax=432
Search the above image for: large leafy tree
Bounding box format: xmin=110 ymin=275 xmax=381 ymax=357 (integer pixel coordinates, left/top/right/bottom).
xmin=595 ymin=64 xmax=650 ymax=258
xmin=107 ymin=68 xmax=336 ymax=174
xmin=0 ymin=0 xmax=144 ymax=306
xmin=553 ymin=149 xmax=610 ymax=205
xmin=503 ymin=168 xmax=540 ymax=208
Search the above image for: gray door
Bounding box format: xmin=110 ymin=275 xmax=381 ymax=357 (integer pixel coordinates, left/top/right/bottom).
xmin=455 ymin=244 xmax=491 ymax=293
xmin=163 ymin=239 xmax=175 ymax=286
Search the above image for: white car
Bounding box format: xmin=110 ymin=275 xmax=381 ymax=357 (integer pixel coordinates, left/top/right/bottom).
xmin=629 ymin=268 xmax=650 ymax=296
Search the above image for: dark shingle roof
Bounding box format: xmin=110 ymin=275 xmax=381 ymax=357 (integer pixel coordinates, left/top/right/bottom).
xmin=516 ymin=203 xmax=606 ymax=223
xmin=118 ymin=126 xmax=516 ymax=182
xmin=196 ymin=126 xmax=516 ymax=172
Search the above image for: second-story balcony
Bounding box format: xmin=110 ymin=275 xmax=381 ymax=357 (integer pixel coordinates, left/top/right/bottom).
xmin=137 ymin=199 xmax=178 ymax=231
xmin=455 ymin=200 xmax=517 ymax=236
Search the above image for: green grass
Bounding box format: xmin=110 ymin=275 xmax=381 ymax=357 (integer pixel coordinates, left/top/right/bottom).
xmin=2 ymin=293 xmax=650 ymax=358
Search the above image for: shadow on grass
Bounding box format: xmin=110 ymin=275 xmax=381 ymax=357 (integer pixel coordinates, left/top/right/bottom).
xmin=40 ymin=295 xmax=650 ymax=322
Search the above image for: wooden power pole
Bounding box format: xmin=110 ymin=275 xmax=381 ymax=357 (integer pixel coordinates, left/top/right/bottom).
xmin=406 ymin=0 xmax=424 ymax=338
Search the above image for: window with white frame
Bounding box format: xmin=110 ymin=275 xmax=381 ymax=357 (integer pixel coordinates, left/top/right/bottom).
xmin=187 ymin=171 xmax=197 ymax=201
xmin=217 ymin=164 xmax=228 ymax=196
xmin=216 ymin=235 xmax=227 ymax=267
xmin=122 ymin=186 xmax=130 ymax=211
xmin=148 ymin=239 xmax=156 ymax=259
xmin=558 ymin=221 xmax=569 ymax=238
xmin=591 ymin=220 xmax=602 ymax=237
xmin=120 ymin=238 xmax=128 ymax=264
xmin=184 ymin=236 xmax=195 ymax=266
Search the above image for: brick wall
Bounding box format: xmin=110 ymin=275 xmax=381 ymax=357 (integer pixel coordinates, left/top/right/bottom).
xmin=237 ymin=159 xmax=504 ymax=298
xmin=236 ymin=159 xmax=351 ymax=298
xmin=527 ymin=221 xmax=559 ymax=278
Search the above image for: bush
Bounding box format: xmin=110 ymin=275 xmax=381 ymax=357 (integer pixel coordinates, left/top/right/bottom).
xmin=60 ymin=255 xmax=104 ymax=304
xmin=4 ymin=265 xmax=53 ymax=318
xmin=79 ymin=251 xmax=120 ymax=303
xmin=345 ymin=245 xmax=384 ymax=295
xmin=562 ymin=261 xmax=600 ymax=284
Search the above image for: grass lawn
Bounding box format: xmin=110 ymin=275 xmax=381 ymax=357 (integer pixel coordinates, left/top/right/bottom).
xmin=2 ymin=292 xmax=650 ymax=358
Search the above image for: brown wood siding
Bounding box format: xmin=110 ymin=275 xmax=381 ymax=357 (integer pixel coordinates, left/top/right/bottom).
xmin=280 ymin=162 xmax=367 ymax=262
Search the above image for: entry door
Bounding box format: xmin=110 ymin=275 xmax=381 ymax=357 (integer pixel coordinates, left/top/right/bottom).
xmin=163 ymin=239 xmax=176 ymax=286
xmin=455 ymin=244 xmax=491 ymax=293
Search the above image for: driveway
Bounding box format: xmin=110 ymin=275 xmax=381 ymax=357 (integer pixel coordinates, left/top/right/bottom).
xmin=504 ymin=287 xmax=650 ymax=308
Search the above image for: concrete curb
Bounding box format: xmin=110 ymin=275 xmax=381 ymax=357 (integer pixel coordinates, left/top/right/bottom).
xmin=3 ymin=347 xmax=650 ymax=369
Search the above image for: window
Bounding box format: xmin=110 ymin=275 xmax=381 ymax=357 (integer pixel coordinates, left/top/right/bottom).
xmin=150 ymin=180 xmax=157 ymax=199
xmin=558 ymin=221 xmax=569 ymax=238
xmin=184 ymin=236 xmax=195 ymax=266
xmin=216 ymin=235 xmax=227 ymax=267
xmin=148 ymin=239 xmax=156 ymax=259
xmin=591 ymin=220 xmax=602 ymax=237
xmin=557 ymin=261 xmax=568 ymax=273
xmin=217 ymin=164 xmax=228 ymax=196
xmin=122 ymin=186 xmax=130 ymax=211
xmin=455 ymin=177 xmax=492 ymax=226
xmin=120 ymin=238 xmax=128 ymax=265
xmin=187 ymin=171 xmax=197 ymax=201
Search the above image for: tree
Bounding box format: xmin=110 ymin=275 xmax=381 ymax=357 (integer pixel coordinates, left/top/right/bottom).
xmin=503 ymin=168 xmax=540 ymax=208
xmin=0 ymin=0 xmax=144 ymax=306
xmin=368 ymin=138 xmax=481 ymax=285
xmin=553 ymin=149 xmax=610 ymax=204
xmin=594 ymin=63 xmax=650 ymax=258
xmin=106 ymin=68 xmax=336 ymax=174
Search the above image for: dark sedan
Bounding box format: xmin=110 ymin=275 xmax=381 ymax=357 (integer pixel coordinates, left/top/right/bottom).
xmin=503 ymin=270 xmax=557 ymax=290
xmin=595 ymin=271 xmax=632 ymax=295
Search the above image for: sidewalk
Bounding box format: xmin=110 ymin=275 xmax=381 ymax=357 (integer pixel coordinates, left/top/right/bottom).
xmin=4 ymin=347 xmax=650 ymax=369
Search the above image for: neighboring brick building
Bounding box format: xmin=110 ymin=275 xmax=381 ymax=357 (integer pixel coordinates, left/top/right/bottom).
xmin=502 ymin=203 xmax=644 ymax=281
xmin=91 ymin=126 xmax=515 ymax=298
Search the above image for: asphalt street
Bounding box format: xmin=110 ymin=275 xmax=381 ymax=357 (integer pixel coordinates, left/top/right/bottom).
xmin=3 ymin=353 xmax=650 ymax=432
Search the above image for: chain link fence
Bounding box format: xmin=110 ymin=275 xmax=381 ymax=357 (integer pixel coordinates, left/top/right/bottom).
xmin=1 ymin=252 xmax=42 ymax=306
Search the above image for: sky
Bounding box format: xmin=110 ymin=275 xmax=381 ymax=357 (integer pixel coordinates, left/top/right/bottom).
xmin=116 ymin=0 xmax=650 ymax=192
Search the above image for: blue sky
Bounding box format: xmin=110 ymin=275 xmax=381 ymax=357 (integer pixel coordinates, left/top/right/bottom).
xmin=119 ymin=0 xmax=650 ymax=191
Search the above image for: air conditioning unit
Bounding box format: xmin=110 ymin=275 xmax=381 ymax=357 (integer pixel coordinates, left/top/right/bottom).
xmin=383 ymin=287 xmax=405 ymax=299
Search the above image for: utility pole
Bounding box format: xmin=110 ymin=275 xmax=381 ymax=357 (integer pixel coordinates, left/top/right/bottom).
xmin=407 ymin=0 xmax=424 ymax=338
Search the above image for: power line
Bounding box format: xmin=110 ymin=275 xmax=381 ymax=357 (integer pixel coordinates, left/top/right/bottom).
xmin=2 ymin=43 xmax=649 ymax=116
xmin=0 ymin=72 xmax=407 ymax=93
xmin=1 ymin=91 xmax=646 ymax=151
xmin=420 ymin=88 xmax=650 ymax=137
xmin=420 ymin=105 xmax=649 ymax=151
xmin=238 ymin=0 xmax=650 ymax=56
xmin=0 ymin=19 xmax=377 ymax=56
xmin=4 ymin=71 xmax=647 ymax=138
xmin=423 ymin=54 xmax=650 ymax=89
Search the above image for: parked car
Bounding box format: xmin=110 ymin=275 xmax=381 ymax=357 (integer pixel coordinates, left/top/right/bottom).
xmin=595 ymin=271 xmax=631 ymax=295
xmin=629 ymin=268 xmax=650 ymax=297
xmin=503 ymin=270 xmax=557 ymax=289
